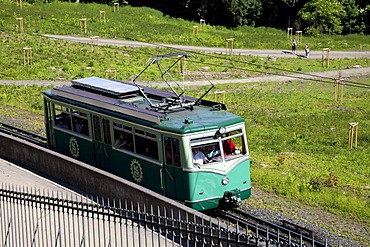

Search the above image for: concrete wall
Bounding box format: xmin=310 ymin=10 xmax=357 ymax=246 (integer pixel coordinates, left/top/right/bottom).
xmin=0 ymin=132 xmax=211 ymax=223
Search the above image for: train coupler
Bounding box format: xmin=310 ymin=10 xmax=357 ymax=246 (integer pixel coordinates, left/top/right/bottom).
xmin=222 ymin=189 xmax=241 ymax=207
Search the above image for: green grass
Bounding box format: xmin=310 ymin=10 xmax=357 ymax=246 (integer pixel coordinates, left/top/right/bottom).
xmin=1 ymin=0 xmax=369 ymax=82
xmin=1 ymin=32 xmax=370 ymax=81
xmin=1 ymin=79 xmax=369 ymax=225
xmin=198 ymin=80 xmax=370 ymax=223
xmin=0 ymin=0 xmax=369 ymax=234
xmin=0 ymin=0 xmax=369 ymax=50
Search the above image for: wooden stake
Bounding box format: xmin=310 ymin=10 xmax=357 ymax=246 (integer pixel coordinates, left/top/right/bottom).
xmin=90 ymin=36 xmax=99 ymax=51
xmin=23 ymin=47 xmax=32 ymax=66
xmin=322 ymin=48 xmax=330 ymax=67
xmin=287 ymin=27 xmax=293 ymax=39
xmin=16 ymin=17 xmax=24 ymax=33
xmin=214 ymin=90 xmax=226 ymax=104
xmin=348 ymin=122 xmax=359 ymax=149
xmin=105 ymin=69 xmax=117 ymax=79
xmin=192 ymin=26 xmax=198 ymax=34
xmin=16 ymin=0 xmax=22 ymax=9
xmin=177 ymin=55 xmax=186 ymax=75
xmin=100 ymin=11 xmax=106 ymax=24
xmin=80 ymin=18 xmax=87 ymax=34
xmin=200 ymin=19 xmax=205 ymax=31
xmin=226 ymin=38 xmax=234 ymax=57
xmin=295 ymin=30 xmax=302 ymax=44
xmin=334 ymin=78 xmax=345 ymax=103
xmin=114 ymin=2 xmax=119 ymax=13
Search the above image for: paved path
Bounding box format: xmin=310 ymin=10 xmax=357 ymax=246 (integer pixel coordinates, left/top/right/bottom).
xmin=43 ymin=34 xmax=370 ymax=59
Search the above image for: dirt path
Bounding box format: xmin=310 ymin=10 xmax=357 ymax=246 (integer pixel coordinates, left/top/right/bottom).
xmin=1 ymin=66 xmax=369 ymax=87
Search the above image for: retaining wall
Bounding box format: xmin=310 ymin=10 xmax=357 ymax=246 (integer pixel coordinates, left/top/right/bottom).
xmin=0 ymin=132 xmax=210 ymax=223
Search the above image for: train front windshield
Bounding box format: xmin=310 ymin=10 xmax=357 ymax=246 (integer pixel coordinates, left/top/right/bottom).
xmin=190 ymin=127 xmax=248 ymax=167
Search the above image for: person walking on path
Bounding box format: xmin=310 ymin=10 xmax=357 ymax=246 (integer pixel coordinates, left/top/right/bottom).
xmin=292 ymin=39 xmax=297 ymax=54
xmin=305 ymin=43 xmax=310 ymax=58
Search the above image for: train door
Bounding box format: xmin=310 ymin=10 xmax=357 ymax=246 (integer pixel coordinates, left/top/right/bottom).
xmin=163 ymin=136 xmax=181 ymax=199
xmin=92 ymin=114 xmax=112 ymax=171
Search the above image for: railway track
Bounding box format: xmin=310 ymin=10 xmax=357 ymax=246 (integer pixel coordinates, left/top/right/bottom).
xmin=0 ymin=122 xmax=47 ymax=148
xmin=1 ymin=121 xmax=330 ymax=246
xmin=207 ymin=208 xmax=327 ymax=247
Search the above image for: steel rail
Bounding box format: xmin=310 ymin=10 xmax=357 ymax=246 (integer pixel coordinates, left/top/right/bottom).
xmin=0 ymin=122 xmax=47 ymax=148
xmin=215 ymin=208 xmax=327 ymax=247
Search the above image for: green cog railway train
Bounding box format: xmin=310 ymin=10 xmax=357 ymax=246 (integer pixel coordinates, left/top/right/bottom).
xmin=42 ymin=53 xmax=251 ymax=211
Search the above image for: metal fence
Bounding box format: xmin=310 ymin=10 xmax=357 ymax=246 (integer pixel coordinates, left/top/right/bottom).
xmin=0 ymin=185 xmax=261 ymax=247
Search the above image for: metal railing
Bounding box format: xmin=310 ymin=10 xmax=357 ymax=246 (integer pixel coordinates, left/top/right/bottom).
xmin=0 ymin=185 xmax=261 ymax=247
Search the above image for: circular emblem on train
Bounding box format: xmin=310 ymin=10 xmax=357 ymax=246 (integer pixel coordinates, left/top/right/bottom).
xmin=130 ymin=159 xmax=143 ymax=183
xmin=69 ymin=137 xmax=79 ymax=158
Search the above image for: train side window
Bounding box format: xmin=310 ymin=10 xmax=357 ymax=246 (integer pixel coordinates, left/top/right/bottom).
xmin=72 ymin=112 xmax=88 ymax=136
xmin=134 ymin=129 xmax=158 ymax=160
xmin=54 ymin=104 xmax=71 ymax=130
xmin=164 ymin=136 xmax=181 ymax=167
xmin=113 ymin=122 xmax=134 ymax=152
xmin=113 ymin=131 xmax=134 ymax=151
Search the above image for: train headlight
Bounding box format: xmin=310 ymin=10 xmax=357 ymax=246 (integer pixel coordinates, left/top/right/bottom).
xmin=222 ymin=177 xmax=229 ymax=185
xmin=219 ymin=127 xmax=226 ymax=134
xmin=214 ymin=127 xmax=226 ymax=139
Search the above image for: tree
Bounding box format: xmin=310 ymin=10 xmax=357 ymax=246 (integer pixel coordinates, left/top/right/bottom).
xmin=340 ymin=0 xmax=359 ymax=34
xmin=194 ymin=0 xmax=262 ymax=27
xmin=256 ymin=0 xmax=309 ymax=29
xmin=298 ymin=0 xmax=346 ymax=35
xmin=358 ymin=5 xmax=370 ymax=34
xmin=224 ymin=0 xmax=262 ymax=27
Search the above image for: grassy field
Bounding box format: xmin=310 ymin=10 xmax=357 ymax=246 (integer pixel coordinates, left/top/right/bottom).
xmin=1 ymin=0 xmax=370 ymax=82
xmin=1 ymin=0 xmax=370 ymax=50
xmin=1 ymin=80 xmax=369 ymax=227
xmin=1 ymin=31 xmax=370 ymax=82
xmin=0 ymin=0 xmax=369 ymax=237
xmin=210 ymin=81 xmax=370 ymax=222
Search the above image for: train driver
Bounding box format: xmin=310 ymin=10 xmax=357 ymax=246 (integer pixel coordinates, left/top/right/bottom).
xmin=192 ymin=148 xmax=208 ymax=166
